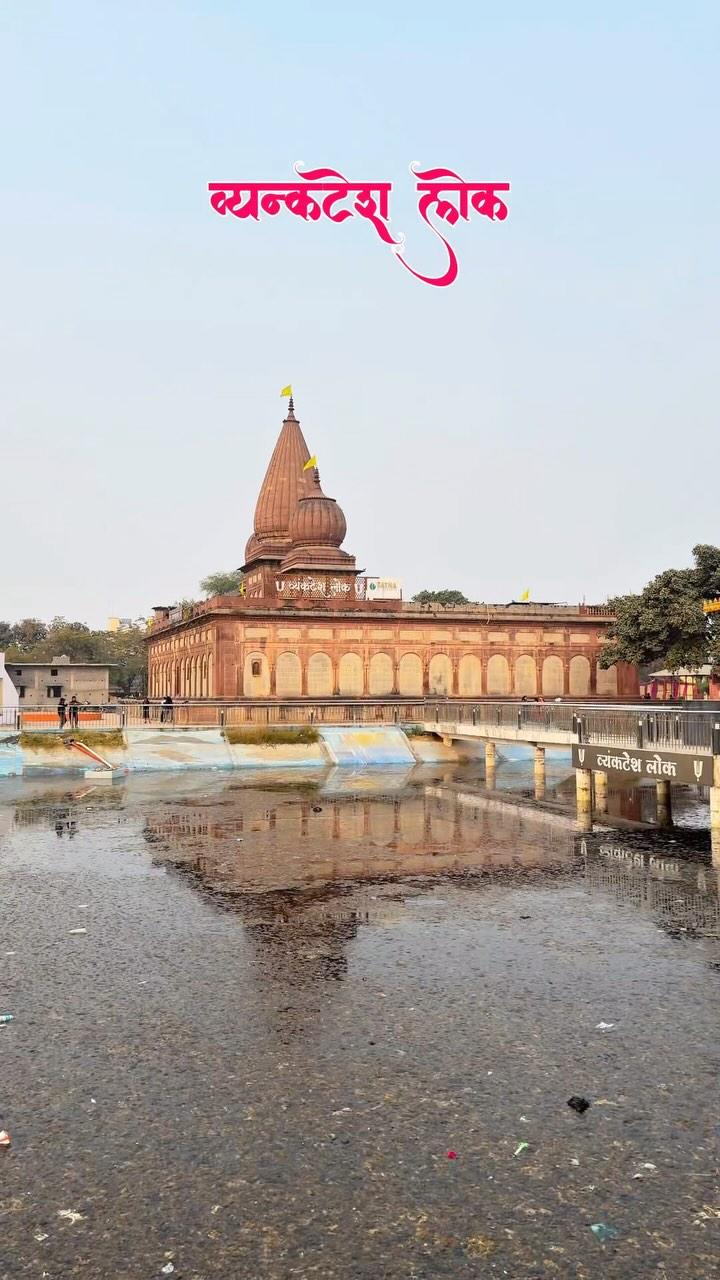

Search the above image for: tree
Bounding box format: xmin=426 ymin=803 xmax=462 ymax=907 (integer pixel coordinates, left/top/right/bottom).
xmin=412 ymin=589 xmax=470 ymax=606
xmin=600 ymin=544 xmax=720 ymax=672
xmin=200 ymin=570 xmax=241 ymax=597
xmin=9 ymin=618 xmax=48 ymax=651
xmin=0 ymin=621 xmax=14 ymax=651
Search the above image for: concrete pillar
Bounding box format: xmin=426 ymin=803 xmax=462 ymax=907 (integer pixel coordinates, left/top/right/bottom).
xmin=594 ymin=770 xmax=608 ymax=815
xmin=576 ymin=767 xmax=593 ymax=831
xmin=534 ymin=745 xmax=546 ymax=801
xmin=485 ymin=740 xmax=496 ymax=790
xmin=711 ymin=757 xmax=720 ymax=865
xmin=656 ymin=779 xmax=672 ymax=828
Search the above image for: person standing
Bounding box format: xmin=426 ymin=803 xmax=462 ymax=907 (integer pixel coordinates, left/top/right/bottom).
xmin=57 ymin=695 xmax=67 ymax=729
xmin=142 ymin=695 xmax=150 ymax=723
xmin=160 ymin=694 xmax=173 ymax=724
xmin=68 ymin=696 xmax=79 ymax=729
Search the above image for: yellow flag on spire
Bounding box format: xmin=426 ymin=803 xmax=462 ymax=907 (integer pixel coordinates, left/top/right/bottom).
xmin=280 ymin=384 xmax=293 ymax=397
xmin=303 ymin=455 xmax=318 ymax=471
xmin=519 ymin=588 xmax=530 ymax=601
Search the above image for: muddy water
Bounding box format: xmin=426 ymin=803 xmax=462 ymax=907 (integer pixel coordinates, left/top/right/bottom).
xmin=1 ymin=762 xmax=719 ymax=1279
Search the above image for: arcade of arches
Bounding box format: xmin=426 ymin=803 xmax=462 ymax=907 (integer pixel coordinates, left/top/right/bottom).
xmin=147 ymin=616 xmax=628 ymax=699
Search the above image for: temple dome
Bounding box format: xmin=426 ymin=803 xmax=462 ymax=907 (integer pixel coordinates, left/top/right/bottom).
xmin=289 ymin=469 xmax=347 ymax=547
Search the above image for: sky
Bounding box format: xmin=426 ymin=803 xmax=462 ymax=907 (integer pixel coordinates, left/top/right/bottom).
xmin=1 ymin=1 xmax=718 ymax=627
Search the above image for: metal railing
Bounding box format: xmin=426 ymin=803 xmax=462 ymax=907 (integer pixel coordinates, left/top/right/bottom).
xmin=2 ymin=698 xmax=718 ymax=754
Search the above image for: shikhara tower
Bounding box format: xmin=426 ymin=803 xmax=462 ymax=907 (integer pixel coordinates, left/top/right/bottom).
xmin=240 ymin=397 xmax=359 ymax=600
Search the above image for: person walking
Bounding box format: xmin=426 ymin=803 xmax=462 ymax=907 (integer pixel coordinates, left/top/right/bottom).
xmin=57 ymin=695 xmax=67 ymax=729
xmin=68 ymin=696 xmax=79 ymax=729
xmin=160 ymin=694 xmax=173 ymax=724
xmin=142 ymin=695 xmax=150 ymax=724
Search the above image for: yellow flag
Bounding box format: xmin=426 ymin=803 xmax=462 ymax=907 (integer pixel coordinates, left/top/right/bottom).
xmin=303 ymin=455 xmax=318 ymax=471
xmin=520 ymin=588 xmax=530 ymax=601
xmin=280 ymin=384 xmax=293 ymax=397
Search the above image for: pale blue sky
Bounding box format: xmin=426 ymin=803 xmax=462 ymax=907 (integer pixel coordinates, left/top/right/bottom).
xmin=2 ymin=1 xmax=717 ymax=625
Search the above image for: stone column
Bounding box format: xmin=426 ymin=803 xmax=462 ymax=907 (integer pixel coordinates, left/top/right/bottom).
xmin=534 ymin=745 xmax=546 ymax=801
xmin=656 ymin=779 xmax=672 ymax=828
xmin=711 ymin=756 xmax=720 ymax=865
xmin=485 ymin=740 xmax=496 ymax=790
xmin=576 ymin=767 xmax=593 ymax=830
xmin=594 ymin=770 xmax=608 ymax=815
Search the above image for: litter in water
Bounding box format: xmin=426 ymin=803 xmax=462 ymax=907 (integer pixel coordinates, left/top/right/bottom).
xmin=68 ymin=929 xmax=87 ymax=936
xmin=0 ymin=1130 xmax=11 ymax=1148
xmin=447 ymin=1150 xmax=458 ymax=1159
xmin=590 ymin=1223 xmax=619 ymax=1243
xmin=57 ymin=1210 xmax=85 ymax=1225
xmin=0 ymin=1014 xmax=14 ymax=1025
xmin=34 ymin=1233 xmax=49 ymax=1243
xmin=595 ymin=1022 xmax=615 ymax=1030
xmin=513 ymin=1142 xmax=529 ymax=1157
xmin=160 ymin=1266 xmax=175 ymax=1276
xmin=567 ymin=1096 xmax=591 ymax=1114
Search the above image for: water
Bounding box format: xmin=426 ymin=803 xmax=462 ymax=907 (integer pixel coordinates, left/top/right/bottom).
xmin=1 ymin=761 xmax=719 ymax=1278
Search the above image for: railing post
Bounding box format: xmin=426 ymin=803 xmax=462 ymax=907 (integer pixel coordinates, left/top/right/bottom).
xmin=637 ymin=718 xmax=644 ymax=749
xmin=220 ymin=706 xmax=225 ymax=728
xmin=713 ymin=722 xmax=720 ymax=756
xmin=517 ymin=708 xmax=522 ymax=730
xmin=572 ymin=712 xmax=577 ymax=739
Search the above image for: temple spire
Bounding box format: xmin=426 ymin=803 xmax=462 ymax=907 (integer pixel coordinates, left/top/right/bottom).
xmin=287 ymin=395 xmax=296 ymax=420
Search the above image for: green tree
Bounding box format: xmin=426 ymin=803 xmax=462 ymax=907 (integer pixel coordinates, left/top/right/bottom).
xmin=0 ymin=621 xmax=14 ymax=651
xmin=600 ymin=544 xmax=720 ymax=672
xmin=412 ymin=589 xmax=470 ymax=606
xmin=200 ymin=570 xmax=241 ymax=597
xmin=9 ymin=618 xmax=48 ymax=651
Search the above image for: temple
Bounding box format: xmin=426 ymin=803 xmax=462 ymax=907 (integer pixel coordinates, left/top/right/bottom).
xmin=147 ymin=399 xmax=638 ymax=700
xmin=241 ymin=397 xmax=359 ymax=599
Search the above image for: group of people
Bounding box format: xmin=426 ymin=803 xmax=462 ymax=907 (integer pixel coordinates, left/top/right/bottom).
xmin=56 ymin=696 xmax=81 ymax=729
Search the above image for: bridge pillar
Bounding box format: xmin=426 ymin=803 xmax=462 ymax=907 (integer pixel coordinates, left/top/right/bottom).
xmin=534 ymin=746 xmax=545 ymax=801
xmin=594 ymin=770 xmax=608 ymax=815
xmin=485 ymin=741 xmax=496 ymax=790
xmin=711 ymin=757 xmax=720 ymax=864
xmin=656 ymin=780 xmax=672 ymax=828
xmin=575 ymin=767 xmax=593 ymax=831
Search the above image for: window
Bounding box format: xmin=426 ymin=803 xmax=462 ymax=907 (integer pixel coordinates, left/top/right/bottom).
xmin=47 ymin=685 xmax=62 ymax=698
xmin=18 ymin=686 xmax=25 ymax=699
xmin=50 ymin=668 xmax=58 ymax=677
xmin=15 ymin=668 xmax=22 ymax=676
xmin=251 ymin=659 xmax=262 ymax=677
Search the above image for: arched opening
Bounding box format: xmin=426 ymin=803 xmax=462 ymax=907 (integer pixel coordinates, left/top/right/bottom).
xmin=398 ymin=653 xmax=423 ymax=696
xmin=542 ymin=655 xmax=564 ymax=697
xmin=458 ymin=654 xmax=482 ymax=696
xmin=596 ymin=662 xmax=617 ymax=697
xmin=307 ymin=652 xmax=333 ymax=696
xmin=369 ymin=653 xmax=394 ymax=696
xmin=429 ymin=654 xmax=453 ymax=695
xmin=338 ymin=653 xmax=363 ymax=696
xmin=486 ymin=654 xmax=510 ymax=695
xmin=276 ymin=651 xmax=302 ymax=697
xmin=243 ymin=652 xmax=270 ymax=697
xmin=514 ymin=655 xmax=537 ymax=697
xmin=569 ymin=654 xmax=591 ymax=696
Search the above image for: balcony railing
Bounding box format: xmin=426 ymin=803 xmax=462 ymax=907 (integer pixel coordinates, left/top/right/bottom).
xmin=2 ymin=698 xmax=718 ymax=754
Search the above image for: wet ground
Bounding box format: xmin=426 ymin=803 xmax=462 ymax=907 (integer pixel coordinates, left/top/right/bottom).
xmin=1 ymin=761 xmax=719 ymax=1278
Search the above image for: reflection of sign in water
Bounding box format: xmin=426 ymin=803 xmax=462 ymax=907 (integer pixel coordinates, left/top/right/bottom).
xmin=367 ymin=578 xmax=402 ymax=599
xmin=703 ymin=598 xmax=720 ymax=614
xmin=571 ymin=744 xmax=712 ymax=786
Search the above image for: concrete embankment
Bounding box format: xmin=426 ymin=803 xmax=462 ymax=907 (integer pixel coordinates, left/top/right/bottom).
xmin=0 ymin=725 xmax=479 ymax=778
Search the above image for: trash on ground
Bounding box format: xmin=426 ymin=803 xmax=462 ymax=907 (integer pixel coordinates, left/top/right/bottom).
xmin=590 ymin=1223 xmax=619 ymax=1243
xmin=513 ymin=1142 xmax=529 ymax=1157
xmin=595 ymin=1022 xmax=615 ymax=1030
xmin=465 ymin=1233 xmax=497 ymax=1257
xmin=0 ymin=1130 xmax=11 ymax=1148
xmin=57 ymin=1210 xmax=85 ymax=1225
xmin=68 ymin=928 xmax=87 ymax=936
xmin=447 ymin=1150 xmax=458 ymax=1159
xmin=567 ymin=1096 xmax=591 ymax=1114
xmin=0 ymin=1014 xmax=14 ymax=1025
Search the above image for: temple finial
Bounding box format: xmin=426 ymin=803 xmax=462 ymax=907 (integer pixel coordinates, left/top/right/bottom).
xmin=287 ymin=395 xmax=296 ymax=419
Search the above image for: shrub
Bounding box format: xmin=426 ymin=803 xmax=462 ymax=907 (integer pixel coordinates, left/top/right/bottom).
xmin=223 ymin=726 xmax=319 ymax=746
